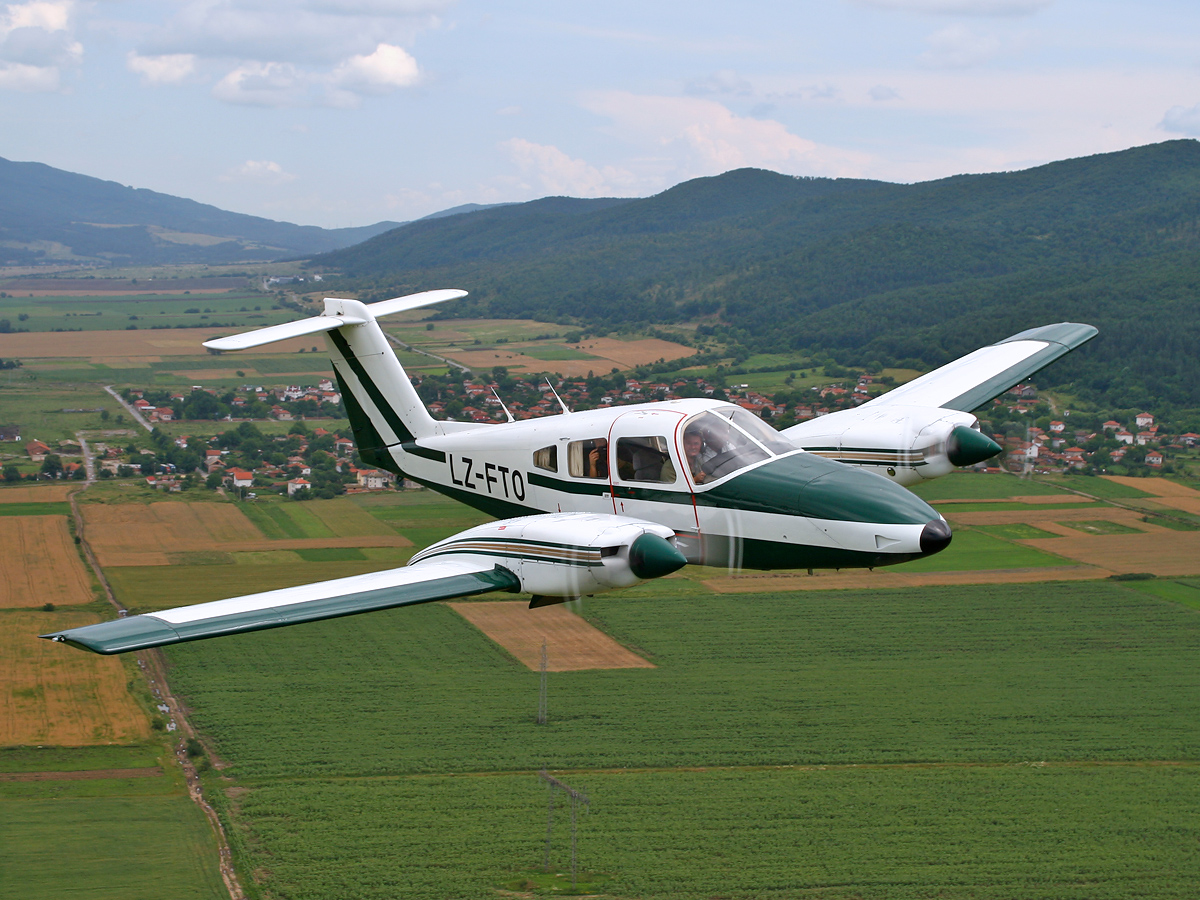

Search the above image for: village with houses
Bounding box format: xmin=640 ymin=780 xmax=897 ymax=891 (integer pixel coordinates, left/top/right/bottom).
xmin=7 ymin=366 xmax=1199 ymax=493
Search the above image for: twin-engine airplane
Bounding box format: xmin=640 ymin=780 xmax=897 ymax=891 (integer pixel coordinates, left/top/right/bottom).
xmin=43 ymin=290 xmax=1095 ymax=655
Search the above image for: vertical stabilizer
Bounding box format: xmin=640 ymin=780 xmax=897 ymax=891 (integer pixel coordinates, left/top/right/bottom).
xmin=202 ymin=289 xmax=467 ymax=474
xmin=321 ymin=297 xmax=437 ymax=470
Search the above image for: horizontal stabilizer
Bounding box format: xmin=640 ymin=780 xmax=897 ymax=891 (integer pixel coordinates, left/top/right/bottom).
xmin=202 ymin=289 xmax=467 ymax=352
xmin=41 ymin=559 xmax=517 ymax=654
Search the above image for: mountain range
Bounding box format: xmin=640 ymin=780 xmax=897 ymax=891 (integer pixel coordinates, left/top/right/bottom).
xmin=311 ymin=140 xmax=1200 ymax=409
xmin=0 ymin=157 xmax=403 ymax=266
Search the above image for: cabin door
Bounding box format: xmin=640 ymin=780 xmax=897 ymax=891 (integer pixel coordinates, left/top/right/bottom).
xmin=607 ymin=410 xmax=698 ymax=534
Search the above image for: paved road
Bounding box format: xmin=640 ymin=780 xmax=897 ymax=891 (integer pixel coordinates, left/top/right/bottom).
xmin=104 ymin=384 xmax=153 ymax=432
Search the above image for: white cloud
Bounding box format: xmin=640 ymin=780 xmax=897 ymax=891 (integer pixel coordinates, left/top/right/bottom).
xmin=869 ymin=84 xmax=900 ymax=101
xmin=1160 ymin=103 xmax=1200 ymax=137
xmin=330 ymin=43 xmax=419 ymax=94
xmin=135 ymin=0 xmax=451 ymax=66
xmin=582 ymin=92 xmax=873 ymax=184
xmin=2 ymin=0 xmax=70 ymax=34
xmin=851 ymin=0 xmax=1051 ymax=15
xmin=211 ymin=44 xmax=419 ymax=108
xmin=501 ymin=138 xmax=636 ymax=197
xmin=219 ymin=160 xmax=298 ymax=184
xmin=127 ymin=52 xmax=196 ymax=85
xmin=0 ymin=0 xmax=79 ymax=91
xmin=919 ymin=24 xmax=1002 ymax=67
xmin=0 ymin=58 xmax=56 ymax=89
xmin=212 ymin=62 xmax=309 ymax=107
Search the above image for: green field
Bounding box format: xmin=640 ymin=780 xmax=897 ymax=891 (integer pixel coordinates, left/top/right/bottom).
xmin=157 ymin=581 xmax=1200 ymax=898
xmin=909 ymin=472 xmax=1068 ymax=501
xmin=891 ymin=529 xmax=1067 ymax=571
xmin=237 ymin=499 xmax=336 ymax=539
xmin=222 ymin=766 xmax=1200 ymax=900
xmin=0 ymin=775 xmax=225 ymax=900
xmin=1121 ymin=578 xmax=1200 ymax=611
xmin=1037 ymin=474 xmax=1156 ymax=500
xmin=973 ymin=523 xmax=1062 ymax=540
xmin=0 ymin=292 xmax=288 ymax=333
xmin=0 ymin=502 xmax=72 ymax=517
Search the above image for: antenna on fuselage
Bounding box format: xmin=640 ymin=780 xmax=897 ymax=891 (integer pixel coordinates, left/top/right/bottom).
xmin=545 ymin=379 xmax=572 ymax=415
xmin=491 ymin=388 xmax=516 ymax=423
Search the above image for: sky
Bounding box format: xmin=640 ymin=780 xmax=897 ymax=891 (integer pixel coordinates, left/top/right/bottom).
xmin=2 ymin=0 xmax=1200 ymax=228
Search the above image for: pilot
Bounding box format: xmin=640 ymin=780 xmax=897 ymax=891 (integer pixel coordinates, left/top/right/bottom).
xmin=683 ymin=428 xmax=709 ymax=484
xmin=587 ymin=438 xmax=608 ymax=479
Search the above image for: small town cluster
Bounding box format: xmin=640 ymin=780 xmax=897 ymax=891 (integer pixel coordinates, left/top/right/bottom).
xmin=9 ymin=367 xmax=1190 ymax=490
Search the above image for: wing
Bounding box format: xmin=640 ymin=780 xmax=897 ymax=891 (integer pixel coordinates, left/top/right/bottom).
xmin=862 ymin=322 xmax=1097 ymax=412
xmin=41 ymin=559 xmax=519 ymax=654
xmin=42 ymin=513 xmax=685 ymax=655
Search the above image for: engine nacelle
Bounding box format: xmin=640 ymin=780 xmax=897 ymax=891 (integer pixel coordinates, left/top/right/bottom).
xmin=784 ymin=405 xmax=1002 ymax=486
xmin=406 ymin=512 xmax=687 ymax=599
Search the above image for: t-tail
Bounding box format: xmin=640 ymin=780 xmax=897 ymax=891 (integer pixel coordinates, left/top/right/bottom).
xmin=202 ymin=290 xmax=467 ymax=473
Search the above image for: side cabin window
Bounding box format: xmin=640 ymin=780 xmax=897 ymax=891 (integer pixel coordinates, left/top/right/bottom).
xmin=568 ymin=438 xmax=609 ymax=479
xmin=533 ymin=445 xmax=558 ymax=472
xmin=615 ymin=436 xmax=676 ymax=484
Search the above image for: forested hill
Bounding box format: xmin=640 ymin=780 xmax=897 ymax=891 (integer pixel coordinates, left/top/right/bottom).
xmin=0 ymin=157 xmax=401 ymax=266
xmin=313 ymin=140 xmax=1200 ymax=408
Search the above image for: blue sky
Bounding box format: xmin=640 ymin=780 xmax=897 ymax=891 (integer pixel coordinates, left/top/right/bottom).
xmin=2 ymin=0 xmax=1199 ymax=227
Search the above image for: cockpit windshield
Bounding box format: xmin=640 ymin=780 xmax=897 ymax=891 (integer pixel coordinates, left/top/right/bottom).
xmin=680 ymin=408 xmax=797 ymax=483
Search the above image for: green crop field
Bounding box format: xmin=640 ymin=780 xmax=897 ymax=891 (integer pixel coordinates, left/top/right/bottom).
xmin=0 ymin=773 xmax=226 ymax=900
xmin=157 ymin=580 xmax=1200 ymax=898
xmin=1121 ymin=578 xmax=1200 ymax=611
xmin=0 ymin=502 xmax=71 ymax=517
xmin=237 ymin=499 xmax=336 ymax=539
xmin=0 ymin=292 xmax=288 ymax=333
xmin=1038 ymin=474 xmax=1156 ymax=500
xmin=219 ymin=765 xmax=1200 ymax=900
xmin=519 ymin=346 xmax=599 ymax=361
xmin=973 ymin=523 xmax=1062 ymax=540
xmin=890 ymin=529 xmax=1067 ymax=571
xmin=909 ymin=472 xmax=1068 ymax=501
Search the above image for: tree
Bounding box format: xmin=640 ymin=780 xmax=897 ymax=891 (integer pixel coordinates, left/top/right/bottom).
xmin=3 ymin=465 xmax=20 ymax=483
xmin=40 ymin=454 xmax=63 ymax=478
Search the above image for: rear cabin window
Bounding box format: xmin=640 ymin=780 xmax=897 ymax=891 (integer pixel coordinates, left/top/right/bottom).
xmin=615 ymin=436 xmax=676 ymax=484
xmin=533 ymin=446 xmax=558 ymax=472
xmin=567 ymin=438 xmax=609 ymax=479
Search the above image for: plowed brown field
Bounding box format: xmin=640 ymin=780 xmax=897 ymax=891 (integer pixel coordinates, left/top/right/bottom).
xmin=0 ymin=485 xmax=76 ymax=503
xmin=445 ymin=336 xmax=694 ymax=377
xmin=448 ymin=600 xmax=655 ymax=671
xmin=0 ymin=516 xmax=93 ymax=608
xmin=0 ymin=609 xmax=150 ymax=745
xmin=83 ymin=500 xmax=410 ymax=566
xmin=0 ymin=328 xmax=317 ymax=359
xmin=1021 ymin=532 xmax=1200 ymax=577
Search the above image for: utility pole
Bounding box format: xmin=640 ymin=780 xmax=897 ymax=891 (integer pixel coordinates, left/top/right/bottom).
xmin=538 ymin=771 xmax=589 ymax=890
xmin=537 ymin=638 xmax=548 ymax=725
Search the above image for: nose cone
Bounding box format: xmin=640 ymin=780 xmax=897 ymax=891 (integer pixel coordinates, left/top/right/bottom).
xmin=629 ymin=533 xmax=688 ymax=580
xmin=947 ymin=425 xmax=1002 ymax=467
xmin=797 ymin=464 xmax=941 ymax=526
xmin=920 ymin=518 xmax=953 ymax=556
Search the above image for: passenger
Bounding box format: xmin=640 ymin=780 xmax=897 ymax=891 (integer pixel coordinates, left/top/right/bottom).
xmin=587 ymin=438 xmax=608 ymax=479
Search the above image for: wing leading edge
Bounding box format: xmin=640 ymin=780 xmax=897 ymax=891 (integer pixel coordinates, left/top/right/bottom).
xmin=865 ymin=322 xmax=1098 ymax=413
xmin=40 ymin=560 xmax=519 ymax=655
